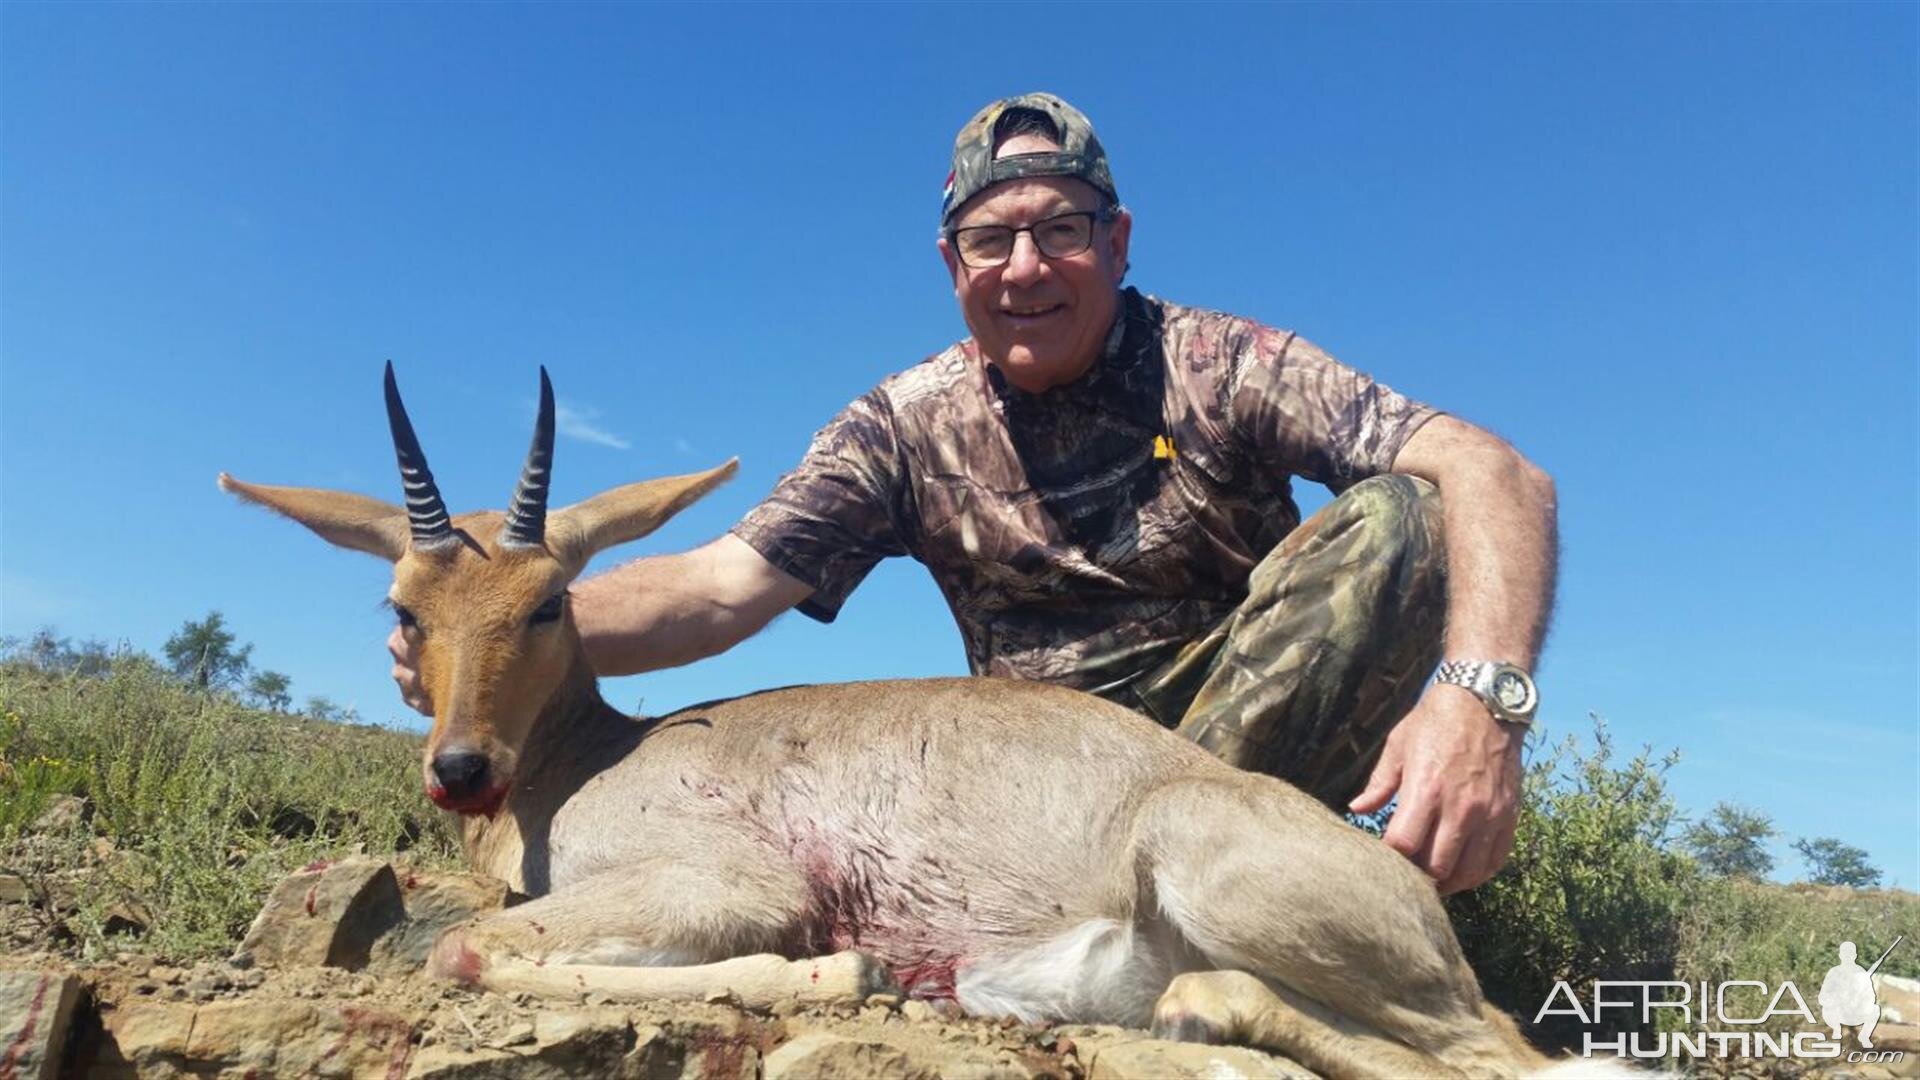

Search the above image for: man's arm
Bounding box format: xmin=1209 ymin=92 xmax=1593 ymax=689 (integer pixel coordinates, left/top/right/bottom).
xmin=1348 ymin=414 xmax=1559 ymax=894
xmin=389 ymin=534 xmax=812 ymax=712
xmin=574 ymin=534 xmax=814 ymax=675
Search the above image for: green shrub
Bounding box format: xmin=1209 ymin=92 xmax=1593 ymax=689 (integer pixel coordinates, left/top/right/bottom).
xmin=0 ymin=747 xmax=89 ymax=833
xmin=1447 ymin=718 xmax=1700 ymax=1048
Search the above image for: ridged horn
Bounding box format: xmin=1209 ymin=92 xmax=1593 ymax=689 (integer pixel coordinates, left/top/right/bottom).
xmin=383 ymin=361 xmax=454 ymax=547
xmin=502 ymin=366 xmax=555 ymax=549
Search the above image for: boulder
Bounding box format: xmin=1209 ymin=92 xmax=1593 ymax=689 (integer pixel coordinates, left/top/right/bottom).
xmin=98 ymin=899 xmax=152 ymax=938
xmin=371 ymin=866 xmax=513 ymax=973
xmin=0 ymin=969 xmax=82 ymax=1080
xmin=29 ymin=796 xmax=85 ymax=833
xmin=234 ymin=856 xmax=407 ymax=970
xmin=76 ymin=1000 xmax=193 ymax=1077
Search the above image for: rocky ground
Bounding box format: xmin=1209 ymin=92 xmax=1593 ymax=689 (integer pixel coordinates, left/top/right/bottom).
xmin=8 ymin=958 xmax=1321 ymax=1079
xmin=3 ymin=848 xmax=1916 ymax=1078
xmin=0 ymin=854 xmax=1317 ymax=1079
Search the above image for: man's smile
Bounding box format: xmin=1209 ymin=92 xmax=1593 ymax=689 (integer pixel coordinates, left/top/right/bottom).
xmin=1000 ymin=301 xmax=1067 ymax=326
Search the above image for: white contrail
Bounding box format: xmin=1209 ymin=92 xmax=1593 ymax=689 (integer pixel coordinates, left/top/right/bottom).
xmin=554 ymin=403 xmax=631 ymax=450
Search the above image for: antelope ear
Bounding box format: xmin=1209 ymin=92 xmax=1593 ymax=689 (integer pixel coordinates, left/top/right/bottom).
xmin=220 ymin=474 xmax=412 ymax=562
xmin=549 ymin=459 xmax=738 ymax=564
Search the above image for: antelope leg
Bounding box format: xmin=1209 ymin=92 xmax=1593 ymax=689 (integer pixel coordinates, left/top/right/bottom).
xmin=473 ymin=949 xmax=899 ymax=1008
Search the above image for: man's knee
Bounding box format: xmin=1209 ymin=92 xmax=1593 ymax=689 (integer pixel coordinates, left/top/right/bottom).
xmin=1335 ymin=474 xmax=1443 ymax=555
xmin=1277 ymin=474 xmax=1446 ymax=605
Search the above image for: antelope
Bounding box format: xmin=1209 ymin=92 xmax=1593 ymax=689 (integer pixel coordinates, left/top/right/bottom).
xmin=219 ymin=366 xmax=1623 ymax=1079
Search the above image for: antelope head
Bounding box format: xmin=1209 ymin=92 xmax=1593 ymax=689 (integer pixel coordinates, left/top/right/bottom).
xmin=221 ymin=364 xmax=735 ymax=815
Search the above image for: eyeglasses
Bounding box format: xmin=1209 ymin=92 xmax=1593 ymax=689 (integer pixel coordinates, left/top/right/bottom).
xmin=948 ymin=209 xmax=1112 ymax=269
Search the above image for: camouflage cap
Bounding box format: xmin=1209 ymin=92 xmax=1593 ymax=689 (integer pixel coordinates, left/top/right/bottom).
xmin=940 ymin=92 xmax=1118 ymax=226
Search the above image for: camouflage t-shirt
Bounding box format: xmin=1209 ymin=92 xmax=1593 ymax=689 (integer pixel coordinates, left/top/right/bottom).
xmin=729 ymin=288 xmax=1438 ymax=699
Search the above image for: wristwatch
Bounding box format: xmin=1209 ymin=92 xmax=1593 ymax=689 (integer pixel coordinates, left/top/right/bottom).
xmin=1434 ymin=660 xmax=1539 ymax=726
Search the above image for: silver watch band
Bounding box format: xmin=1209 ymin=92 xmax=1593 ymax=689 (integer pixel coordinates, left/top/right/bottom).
xmin=1434 ymin=659 xmax=1486 ymax=687
xmin=1434 ymin=659 xmax=1538 ymax=726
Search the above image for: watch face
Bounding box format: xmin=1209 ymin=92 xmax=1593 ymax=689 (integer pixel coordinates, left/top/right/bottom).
xmin=1493 ymin=671 xmax=1532 ymax=711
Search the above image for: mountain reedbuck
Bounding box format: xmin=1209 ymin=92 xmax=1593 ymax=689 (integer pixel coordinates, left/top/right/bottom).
xmin=220 ymin=367 xmax=1612 ymax=1079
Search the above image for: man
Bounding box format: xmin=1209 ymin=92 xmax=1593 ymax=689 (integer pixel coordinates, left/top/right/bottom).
xmin=391 ymin=93 xmax=1557 ymax=895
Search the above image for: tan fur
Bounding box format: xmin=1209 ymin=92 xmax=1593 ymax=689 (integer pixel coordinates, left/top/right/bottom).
xmin=222 ymin=459 xmax=1584 ymax=1079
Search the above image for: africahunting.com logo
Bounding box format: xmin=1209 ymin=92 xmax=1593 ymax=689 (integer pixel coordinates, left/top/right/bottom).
xmin=1535 ymin=935 xmax=1907 ymax=1065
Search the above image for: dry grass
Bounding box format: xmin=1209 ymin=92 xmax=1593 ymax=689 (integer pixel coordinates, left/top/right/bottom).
xmin=0 ymin=656 xmax=459 ymax=960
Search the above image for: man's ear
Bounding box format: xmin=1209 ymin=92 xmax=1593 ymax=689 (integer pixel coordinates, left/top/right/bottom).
xmin=219 ymin=474 xmax=411 ymax=561
xmin=1104 ymin=207 xmax=1133 ymax=285
xmin=547 ymin=460 xmax=738 ymax=566
xmin=938 ymin=234 xmax=966 ymax=291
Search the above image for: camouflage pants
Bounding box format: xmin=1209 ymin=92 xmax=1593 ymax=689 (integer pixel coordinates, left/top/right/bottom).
xmin=1130 ymin=474 xmax=1447 ymax=807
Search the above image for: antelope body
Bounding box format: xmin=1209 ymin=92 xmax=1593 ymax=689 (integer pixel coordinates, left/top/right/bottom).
xmin=220 ymin=367 xmax=1619 ymax=1079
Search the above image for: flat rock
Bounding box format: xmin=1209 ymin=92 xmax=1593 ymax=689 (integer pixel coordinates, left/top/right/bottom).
xmin=0 ymin=969 xmax=83 ymax=1080
xmin=762 ymin=1030 xmax=1057 ymax=1080
xmin=407 ymin=1007 xmax=636 ymax=1077
xmin=1870 ymin=1020 xmax=1920 ymax=1058
xmin=1083 ymin=1036 xmax=1317 ymax=1080
xmin=87 ymin=997 xmax=416 ymax=1077
xmin=1880 ymin=974 xmax=1920 ymax=1026
xmin=235 ymin=855 xmax=407 ymax=970
xmin=763 ymin=1032 xmax=935 ymax=1080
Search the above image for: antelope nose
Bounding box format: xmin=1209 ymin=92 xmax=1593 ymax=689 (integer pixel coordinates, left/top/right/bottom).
xmin=431 ymin=751 xmax=491 ymax=799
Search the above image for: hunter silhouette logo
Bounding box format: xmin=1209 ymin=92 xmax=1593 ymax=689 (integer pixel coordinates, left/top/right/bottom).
xmin=1820 ymin=936 xmax=1903 ymax=1049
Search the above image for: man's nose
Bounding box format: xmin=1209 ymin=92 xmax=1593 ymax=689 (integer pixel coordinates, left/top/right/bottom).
xmin=1001 ymin=231 xmax=1046 ymax=286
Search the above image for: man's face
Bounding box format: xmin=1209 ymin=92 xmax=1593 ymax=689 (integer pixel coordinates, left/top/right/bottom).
xmin=939 ymin=136 xmax=1132 ymax=394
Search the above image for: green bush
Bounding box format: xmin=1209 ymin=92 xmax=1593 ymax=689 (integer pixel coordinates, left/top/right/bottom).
xmin=0 ymin=750 xmax=90 ymax=833
xmin=1447 ymin=718 xmax=1700 ymax=1048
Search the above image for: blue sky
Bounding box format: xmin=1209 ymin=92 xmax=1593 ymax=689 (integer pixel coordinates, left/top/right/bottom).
xmin=2 ymin=3 xmax=1913 ymax=887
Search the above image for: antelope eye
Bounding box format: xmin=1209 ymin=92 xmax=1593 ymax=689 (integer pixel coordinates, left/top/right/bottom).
xmin=529 ymin=593 xmax=565 ymax=626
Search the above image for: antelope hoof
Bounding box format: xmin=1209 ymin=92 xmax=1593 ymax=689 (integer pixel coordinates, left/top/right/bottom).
xmin=797 ymin=949 xmax=902 ymax=1006
xmin=1151 ymin=970 xmax=1264 ymax=1045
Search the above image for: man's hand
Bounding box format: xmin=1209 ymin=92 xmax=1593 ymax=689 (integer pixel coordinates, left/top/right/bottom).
xmin=1348 ymin=683 xmax=1524 ymax=894
xmin=388 ymin=625 xmax=432 ymax=717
